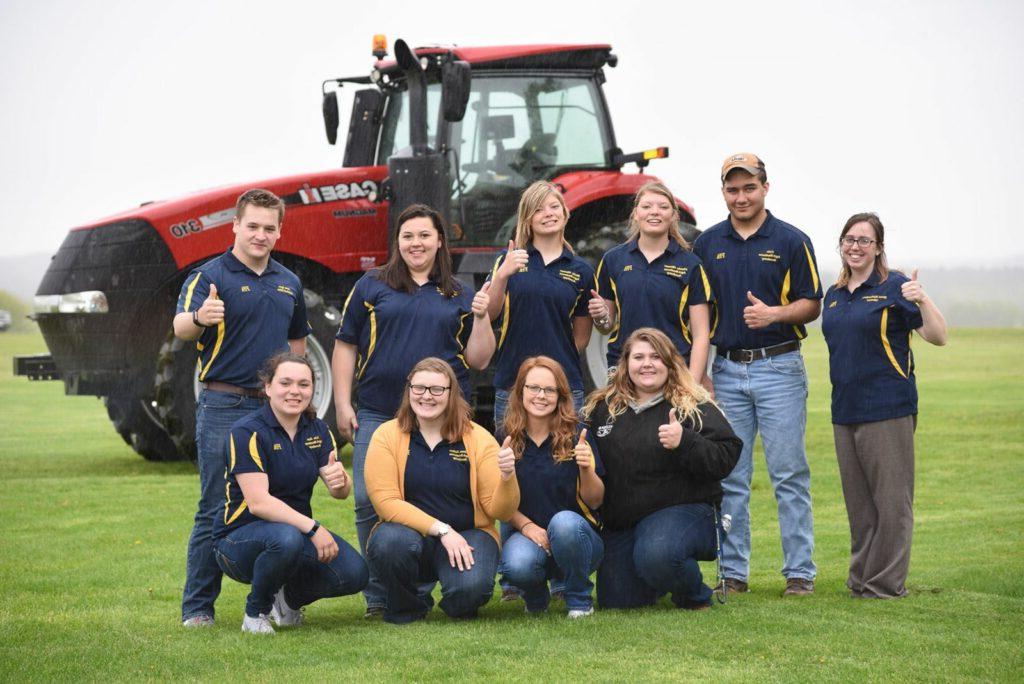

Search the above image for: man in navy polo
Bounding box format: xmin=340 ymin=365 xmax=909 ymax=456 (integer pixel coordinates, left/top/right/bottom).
xmin=693 ymin=154 xmax=822 ymax=597
xmin=173 ymin=188 xmax=309 ymax=626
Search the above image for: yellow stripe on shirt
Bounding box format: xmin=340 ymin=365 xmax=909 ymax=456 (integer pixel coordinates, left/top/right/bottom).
xmin=881 ymin=307 xmax=908 ymax=379
xmin=803 ymin=242 xmax=820 ymax=294
xmin=198 ymin=320 xmax=225 ymax=380
xmin=679 ymin=285 xmax=691 ymax=344
xmin=576 ymin=479 xmax=600 ymax=529
xmin=248 ymin=431 xmax=265 ymax=471
xmin=182 ymin=272 xmax=203 ymax=312
xmin=497 ymin=293 xmax=511 ymax=349
xmin=357 ymin=303 xmax=377 ymax=379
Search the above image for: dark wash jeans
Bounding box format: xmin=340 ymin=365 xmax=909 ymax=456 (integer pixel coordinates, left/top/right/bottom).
xmin=366 ymin=522 xmax=499 ymax=624
xmin=182 ymin=389 xmax=263 ymax=622
xmin=597 ymin=503 xmax=717 ymax=609
xmin=214 ymin=520 xmax=368 ymax=618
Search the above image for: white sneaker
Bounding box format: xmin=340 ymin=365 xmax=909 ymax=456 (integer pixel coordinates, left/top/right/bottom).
xmin=241 ymin=613 xmax=275 ymax=634
xmin=567 ymin=607 xmax=594 ymax=619
xmin=270 ymin=589 xmax=304 ymax=627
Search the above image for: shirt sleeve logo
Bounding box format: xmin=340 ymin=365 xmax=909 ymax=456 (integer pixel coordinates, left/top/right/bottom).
xmin=304 ymin=435 xmax=323 ymax=450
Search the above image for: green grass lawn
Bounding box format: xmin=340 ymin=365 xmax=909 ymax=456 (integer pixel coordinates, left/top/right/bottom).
xmin=1 ymin=329 xmax=1021 ymax=681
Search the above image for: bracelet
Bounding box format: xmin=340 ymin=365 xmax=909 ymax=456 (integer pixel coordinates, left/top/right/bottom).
xmin=304 ymin=521 xmax=320 ymax=538
xmin=521 ymin=521 xmax=536 ymax=533
xmin=192 ymin=309 xmax=209 ymax=328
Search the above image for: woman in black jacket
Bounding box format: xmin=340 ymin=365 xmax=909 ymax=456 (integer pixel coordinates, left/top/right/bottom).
xmin=583 ymin=327 xmax=741 ymax=610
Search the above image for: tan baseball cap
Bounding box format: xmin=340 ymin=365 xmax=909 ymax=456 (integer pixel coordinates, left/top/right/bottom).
xmin=721 ymin=152 xmax=765 ymax=181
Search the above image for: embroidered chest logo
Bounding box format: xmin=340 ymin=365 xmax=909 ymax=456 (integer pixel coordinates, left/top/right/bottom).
xmin=663 ymin=265 xmax=688 ymax=279
xmin=240 ymin=285 xmax=251 ymax=293
xmin=715 ymin=252 xmax=726 ymax=260
xmin=861 ymin=295 xmax=888 ymax=303
xmin=558 ymin=270 xmax=581 ymax=284
xmin=304 ymin=435 xmax=323 ymax=450
xmin=276 ymin=284 xmax=295 ymax=297
xmin=596 ymin=423 xmax=613 ymax=438
xmin=449 ymin=448 xmax=469 ymax=463
xmin=622 ymin=265 xmax=633 ymax=272
xmin=758 ymin=249 xmax=781 ymax=263
xmin=828 ymin=300 xmax=837 ymax=308
xmin=273 ymin=443 xmax=282 ymax=451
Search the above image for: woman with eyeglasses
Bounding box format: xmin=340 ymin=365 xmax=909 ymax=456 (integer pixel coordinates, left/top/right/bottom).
xmin=822 ymin=213 xmax=946 ymax=599
xmin=584 ymin=328 xmax=741 ymax=610
xmin=589 ymin=182 xmax=712 ymax=383
xmin=332 ymin=204 xmax=495 ymax=616
xmin=497 ymin=356 xmax=605 ymax=618
xmin=364 ymin=357 xmax=519 ymax=624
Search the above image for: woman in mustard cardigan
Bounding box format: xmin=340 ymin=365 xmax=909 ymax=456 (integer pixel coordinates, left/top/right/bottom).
xmin=365 ymin=357 xmax=519 ymax=624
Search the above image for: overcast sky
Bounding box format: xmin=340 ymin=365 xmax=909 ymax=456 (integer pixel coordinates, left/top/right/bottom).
xmin=1 ymin=0 xmax=1021 ymax=275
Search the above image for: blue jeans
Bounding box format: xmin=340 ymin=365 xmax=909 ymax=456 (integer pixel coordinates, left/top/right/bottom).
xmin=493 ymin=388 xmax=584 ymax=438
xmin=182 ymin=389 xmax=263 ymax=621
xmin=366 ymin=523 xmax=499 ymax=624
xmin=501 ymin=511 xmax=603 ymax=612
xmin=596 ymin=504 xmax=717 ymax=609
xmin=351 ymin=408 xmax=392 ymax=610
xmin=712 ymin=351 xmax=816 ymax=581
xmin=213 ymin=521 xmax=368 ymax=618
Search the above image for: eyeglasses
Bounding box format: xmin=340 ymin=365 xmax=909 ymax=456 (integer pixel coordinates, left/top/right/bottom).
xmin=524 ymin=384 xmax=559 ymax=397
xmin=840 ymin=236 xmax=876 ymax=248
xmin=409 ymin=384 xmax=450 ymax=396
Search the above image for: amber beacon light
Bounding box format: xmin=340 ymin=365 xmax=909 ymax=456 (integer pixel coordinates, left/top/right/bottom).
xmin=372 ymin=34 xmax=388 ymax=60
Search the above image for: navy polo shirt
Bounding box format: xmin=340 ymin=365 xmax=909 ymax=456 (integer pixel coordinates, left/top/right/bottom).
xmin=214 ymin=404 xmax=336 ymax=539
xmin=487 ymin=246 xmax=595 ymax=392
xmin=176 ymin=250 xmax=309 ymax=388
xmin=336 ymin=270 xmax=476 ymax=416
xmin=514 ymin=427 xmax=604 ymax=531
xmin=693 ymin=211 xmax=822 ymax=351
xmin=821 ymin=271 xmax=924 ymax=425
xmin=404 ymin=432 xmax=475 ymax=532
xmin=595 ymin=239 xmax=712 ymax=365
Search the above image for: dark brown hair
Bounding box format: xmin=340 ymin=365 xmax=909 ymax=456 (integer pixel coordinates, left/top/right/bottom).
xmin=395 ymin=357 xmax=472 ymax=442
xmin=236 ymin=188 xmax=285 ymax=223
xmin=835 ymin=212 xmax=890 ymax=288
xmin=502 ymin=356 xmax=579 ymax=462
xmin=259 ymin=352 xmax=316 ymax=419
xmin=377 ymin=204 xmax=460 ymax=297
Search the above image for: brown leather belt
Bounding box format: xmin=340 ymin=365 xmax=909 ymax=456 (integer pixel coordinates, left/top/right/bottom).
xmin=203 ymin=381 xmax=263 ymax=398
xmin=717 ymin=340 xmax=800 ymax=364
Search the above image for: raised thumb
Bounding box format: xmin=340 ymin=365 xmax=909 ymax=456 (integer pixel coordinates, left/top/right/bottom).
xmin=669 ymin=407 xmax=680 ymax=424
xmin=480 ymin=281 xmax=492 ymax=293
xmin=327 ymin=450 xmax=337 ymax=465
xmin=501 ymin=435 xmax=512 ymax=449
xmin=507 ymin=239 xmax=515 ymax=252
xmin=911 ymin=268 xmax=919 ymax=282
xmin=208 ymin=283 xmax=218 ymax=299
xmin=591 ymin=289 xmax=602 ymax=300
xmin=578 ymin=428 xmax=588 ymax=445
xmin=746 ymin=290 xmax=760 ymax=305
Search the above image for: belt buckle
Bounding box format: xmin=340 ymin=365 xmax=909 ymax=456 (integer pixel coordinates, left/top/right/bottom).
xmin=739 ymin=349 xmax=755 ymax=364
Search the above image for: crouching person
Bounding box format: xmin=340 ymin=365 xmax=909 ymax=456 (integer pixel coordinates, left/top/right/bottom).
xmin=365 ymin=358 xmax=519 ymax=624
xmin=213 ymin=353 xmax=368 ymax=634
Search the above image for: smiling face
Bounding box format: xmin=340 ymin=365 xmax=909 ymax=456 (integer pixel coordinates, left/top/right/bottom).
xmin=634 ymin=191 xmax=676 ymax=239
xmin=521 ymin=366 xmax=559 ymax=421
xmin=840 ymin=220 xmax=881 ymax=275
xmin=529 ymin=192 xmax=567 ymax=241
xmin=232 ymin=205 xmax=281 ymax=267
xmin=397 ymin=216 xmax=440 ymax=276
xmin=408 ymin=369 xmax=450 ymax=424
xmin=722 ymin=171 xmax=769 ymax=226
xmin=627 ymin=340 xmax=669 ymax=398
xmin=264 ymin=361 xmax=313 ymax=418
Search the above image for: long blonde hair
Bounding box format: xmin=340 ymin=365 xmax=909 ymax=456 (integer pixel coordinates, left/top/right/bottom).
xmin=395 ymin=357 xmax=472 ymax=442
xmin=583 ymin=328 xmax=710 ymax=427
xmin=513 ymin=181 xmax=573 ymax=251
xmin=502 ymin=356 xmax=579 ymax=463
xmin=625 ymin=181 xmax=689 ymax=249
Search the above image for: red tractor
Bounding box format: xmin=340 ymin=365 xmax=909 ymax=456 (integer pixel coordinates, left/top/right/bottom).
xmin=16 ymin=38 xmax=696 ymax=461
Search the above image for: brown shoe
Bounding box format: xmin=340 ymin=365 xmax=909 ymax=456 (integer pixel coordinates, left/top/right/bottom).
xmin=722 ymin=578 xmax=749 ymax=594
xmin=783 ymin=578 xmax=814 ymax=596
xmin=500 ymin=588 xmax=522 ymax=602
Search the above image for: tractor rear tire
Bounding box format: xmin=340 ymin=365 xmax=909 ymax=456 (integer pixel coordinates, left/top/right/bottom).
xmin=104 ymin=394 xmax=182 ymax=461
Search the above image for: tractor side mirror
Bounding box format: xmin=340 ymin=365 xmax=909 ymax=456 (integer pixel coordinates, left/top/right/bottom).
xmin=441 ymin=60 xmax=471 ymax=122
xmin=323 ymin=90 xmax=339 ymax=145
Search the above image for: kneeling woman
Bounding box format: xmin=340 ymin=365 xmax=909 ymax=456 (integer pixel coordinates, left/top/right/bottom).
xmin=584 ymin=328 xmax=742 ymax=610
xmin=499 ymin=356 xmax=605 ymax=617
xmin=365 ymin=358 xmax=519 ymax=624
xmin=213 ymin=353 xmax=369 ymax=634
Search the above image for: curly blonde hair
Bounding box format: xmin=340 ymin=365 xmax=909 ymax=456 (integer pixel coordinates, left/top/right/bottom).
xmin=583 ymin=328 xmax=710 ymax=427
xmin=502 ymin=356 xmax=578 ymax=463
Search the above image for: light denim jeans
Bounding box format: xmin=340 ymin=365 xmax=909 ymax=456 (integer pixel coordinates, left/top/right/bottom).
xmin=351 ymin=408 xmax=393 ymax=610
xmin=181 ymin=389 xmax=263 ymax=622
xmin=711 ymin=350 xmax=816 ymax=582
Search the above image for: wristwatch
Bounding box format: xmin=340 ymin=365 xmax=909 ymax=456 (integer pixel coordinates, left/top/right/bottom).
xmin=435 ymin=523 xmax=452 ymax=538
xmin=192 ymin=309 xmax=209 ymax=328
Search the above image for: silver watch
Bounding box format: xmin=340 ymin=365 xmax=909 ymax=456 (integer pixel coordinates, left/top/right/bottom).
xmin=436 ymin=523 xmax=452 ymax=538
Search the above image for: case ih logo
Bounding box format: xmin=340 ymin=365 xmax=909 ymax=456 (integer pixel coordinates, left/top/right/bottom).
xmin=299 ymin=180 xmax=378 ymax=204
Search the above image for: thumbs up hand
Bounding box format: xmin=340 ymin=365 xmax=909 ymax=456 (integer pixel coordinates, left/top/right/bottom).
xmin=588 ymin=289 xmax=611 ymax=326
xmin=574 ymin=428 xmax=594 ymax=470
xmin=319 ymin=450 xmax=349 ymax=494
xmin=472 ymin=281 xmax=492 ymax=319
xmin=658 ymin=407 xmax=684 ymax=449
xmin=497 ymin=435 xmax=516 ymax=479
xmin=901 ymin=268 xmax=926 ymax=303
xmin=197 ymin=282 xmax=225 ymax=327
xmin=496 ymin=239 xmax=529 ymax=280
xmin=743 ymin=290 xmax=775 ymax=329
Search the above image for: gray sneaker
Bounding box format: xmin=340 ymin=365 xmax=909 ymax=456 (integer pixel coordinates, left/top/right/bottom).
xmin=182 ymin=615 xmax=214 ymax=628
xmin=567 ymin=607 xmax=594 ymax=619
xmin=270 ymin=589 xmax=304 ymax=627
xmin=241 ymin=613 xmax=276 ymax=634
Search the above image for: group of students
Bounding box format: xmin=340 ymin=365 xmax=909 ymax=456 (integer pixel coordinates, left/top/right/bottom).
xmin=175 ymin=151 xmax=947 ymax=633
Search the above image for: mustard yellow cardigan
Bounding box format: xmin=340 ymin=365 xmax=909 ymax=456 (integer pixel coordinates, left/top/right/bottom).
xmin=365 ymin=419 xmax=520 ymax=546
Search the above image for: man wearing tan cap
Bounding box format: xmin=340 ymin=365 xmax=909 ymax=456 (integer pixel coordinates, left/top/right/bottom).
xmin=693 ymin=154 xmax=822 ymax=597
